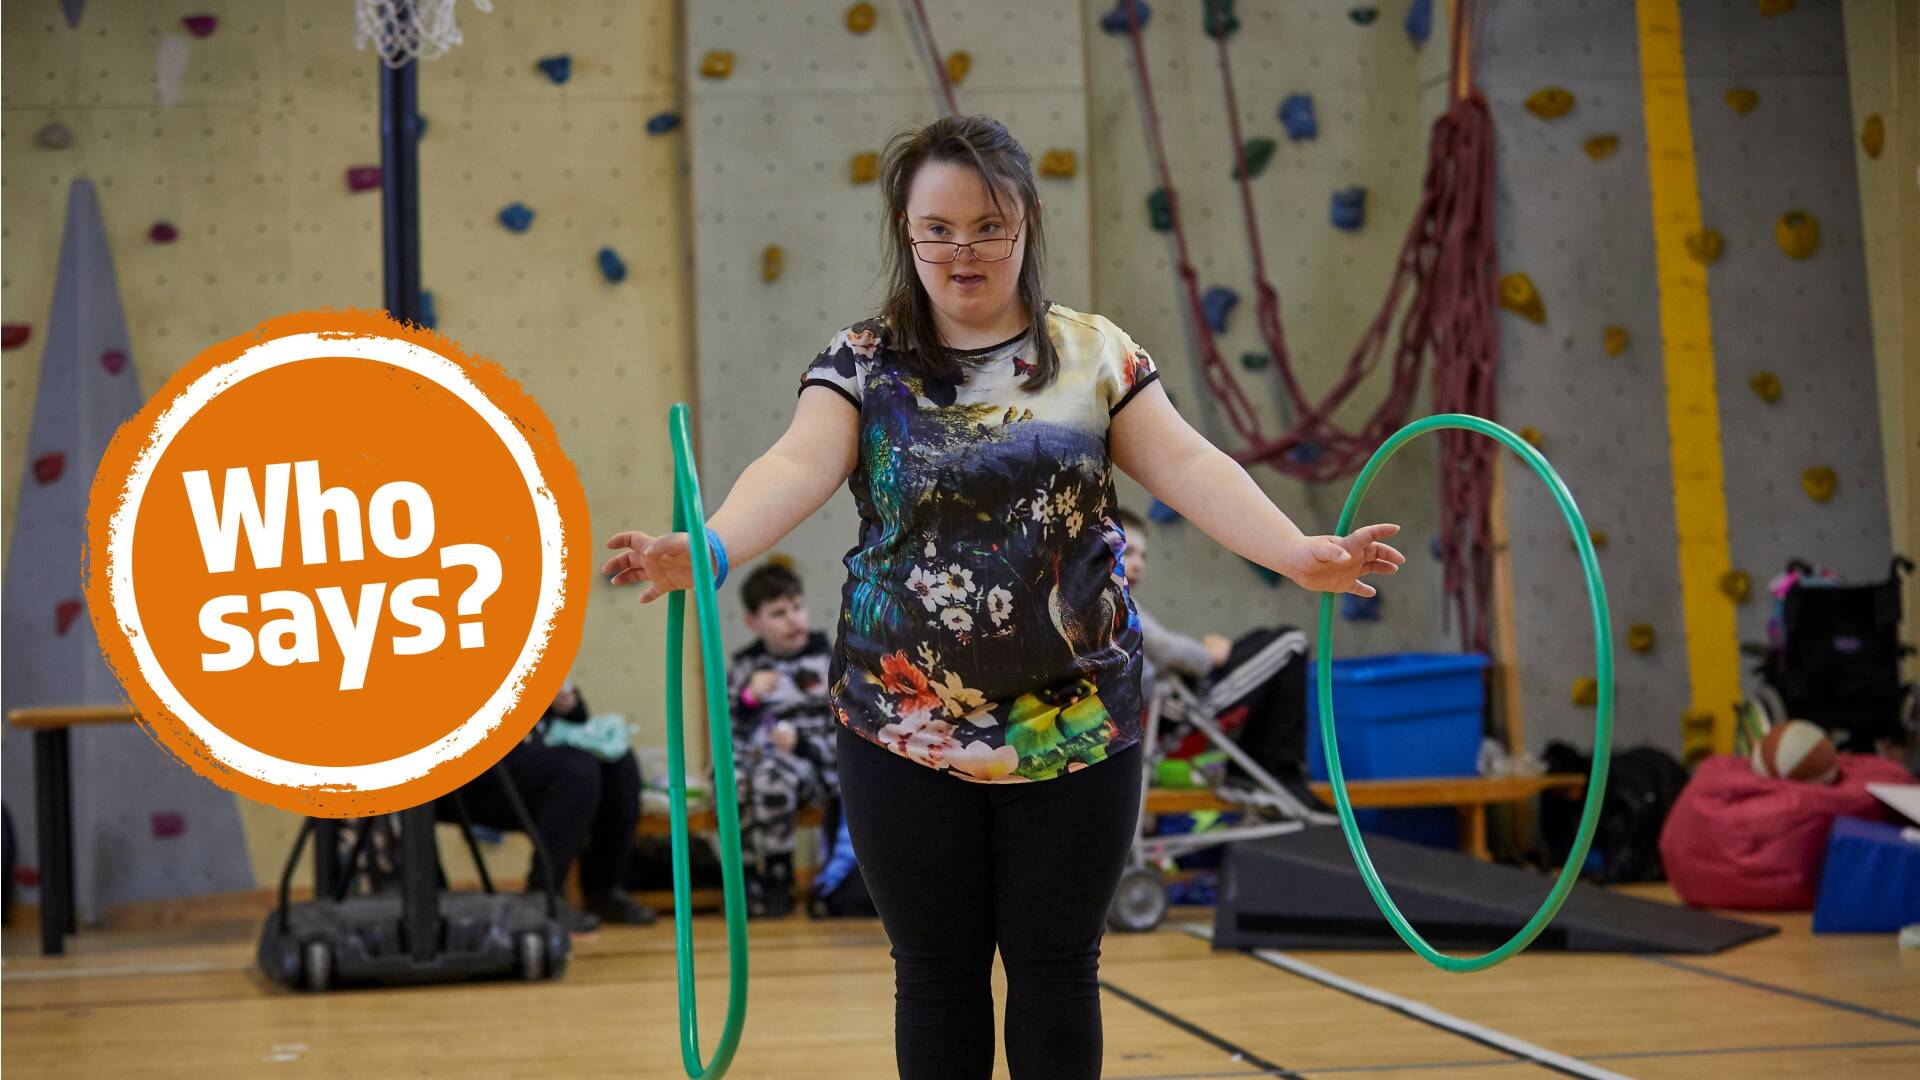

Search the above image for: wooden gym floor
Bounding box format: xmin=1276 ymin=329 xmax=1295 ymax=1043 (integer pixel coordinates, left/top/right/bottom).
xmin=3 ymin=884 xmax=1917 ymax=1078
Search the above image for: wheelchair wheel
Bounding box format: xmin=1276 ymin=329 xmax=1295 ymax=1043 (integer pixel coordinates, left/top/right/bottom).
xmin=1106 ymin=867 xmax=1169 ymax=933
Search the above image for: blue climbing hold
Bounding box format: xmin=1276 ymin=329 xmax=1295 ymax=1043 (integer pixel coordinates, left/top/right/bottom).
xmin=1286 ymin=441 xmax=1324 ymax=466
xmin=537 ymin=55 xmax=572 ymax=84
xmin=1098 ymin=0 xmax=1150 ymax=34
xmin=1147 ymin=498 xmax=1182 ymax=525
xmin=1405 ymin=0 xmax=1432 ymax=46
xmin=1201 ymin=286 xmax=1239 ymax=333
xmin=499 ymin=202 xmax=534 ymax=232
xmin=1331 ymin=186 xmax=1366 ymax=231
xmin=1340 ymin=592 xmax=1383 ymax=622
xmin=1428 ymin=536 xmax=1444 ymax=560
xmin=415 ymin=114 xmax=428 ymax=138
xmin=598 ymin=247 xmax=627 ymax=283
xmin=646 ymin=111 xmax=681 ymax=135
xmin=1279 ymin=94 xmax=1317 ymax=141
xmin=419 ymin=290 xmax=437 ymax=330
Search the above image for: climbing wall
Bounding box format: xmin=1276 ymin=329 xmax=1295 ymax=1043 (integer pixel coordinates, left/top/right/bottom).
xmin=685 ymin=1 xmax=1093 ymax=637
xmin=1085 ymin=2 xmax=1458 ymax=656
xmin=1 ymin=0 xmax=688 ymax=903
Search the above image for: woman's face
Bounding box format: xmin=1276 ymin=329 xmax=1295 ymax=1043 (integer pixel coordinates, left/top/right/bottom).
xmin=904 ymin=159 xmax=1027 ymax=330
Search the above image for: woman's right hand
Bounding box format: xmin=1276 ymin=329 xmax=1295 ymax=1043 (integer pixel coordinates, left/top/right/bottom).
xmin=602 ymin=530 xmax=705 ymax=604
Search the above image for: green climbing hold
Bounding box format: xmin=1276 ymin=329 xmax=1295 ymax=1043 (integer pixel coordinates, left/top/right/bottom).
xmin=1147 ymin=187 xmax=1172 ymax=232
xmin=1204 ymin=0 xmax=1239 ymax=40
xmin=1233 ymin=137 xmax=1276 ymax=179
xmin=1349 ymin=7 xmax=1378 ymax=25
xmin=1240 ymin=352 xmax=1269 ymax=371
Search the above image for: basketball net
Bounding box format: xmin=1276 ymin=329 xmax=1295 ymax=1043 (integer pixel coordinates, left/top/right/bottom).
xmin=355 ymin=0 xmax=493 ymax=68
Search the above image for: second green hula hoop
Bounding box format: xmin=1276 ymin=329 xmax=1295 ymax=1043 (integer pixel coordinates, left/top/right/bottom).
xmin=665 ymin=403 xmax=750 ymax=1078
xmin=1318 ymin=413 xmax=1614 ymax=973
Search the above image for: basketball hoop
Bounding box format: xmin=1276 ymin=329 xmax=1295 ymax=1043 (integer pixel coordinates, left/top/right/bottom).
xmin=355 ymin=0 xmax=493 ymax=68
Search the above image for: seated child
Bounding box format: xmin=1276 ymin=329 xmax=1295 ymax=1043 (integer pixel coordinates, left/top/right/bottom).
xmin=725 ymin=560 xmax=839 ymax=916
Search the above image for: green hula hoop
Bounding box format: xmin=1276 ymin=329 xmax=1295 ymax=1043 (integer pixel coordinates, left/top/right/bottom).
xmin=665 ymin=403 xmax=750 ymax=1077
xmin=1319 ymin=413 xmax=1613 ymax=973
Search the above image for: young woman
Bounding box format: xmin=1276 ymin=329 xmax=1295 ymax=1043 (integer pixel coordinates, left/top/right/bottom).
xmin=604 ymin=115 xmax=1403 ymax=1080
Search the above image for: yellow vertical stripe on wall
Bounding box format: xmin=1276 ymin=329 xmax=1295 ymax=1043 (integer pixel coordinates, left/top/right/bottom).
xmin=1636 ymin=0 xmax=1742 ymax=752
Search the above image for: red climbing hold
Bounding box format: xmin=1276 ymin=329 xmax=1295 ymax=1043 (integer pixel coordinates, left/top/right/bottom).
xmin=149 ymin=221 xmax=178 ymax=244
xmin=181 ymin=14 xmax=217 ymax=38
xmin=1 ymin=324 xmax=28 ymax=350
xmin=55 ymin=599 xmax=83 ymax=636
xmin=346 ymin=165 xmax=381 ymax=192
xmin=151 ymin=812 xmax=186 ymax=838
xmin=101 ymin=350 xmax=127 ymax=374
xmin=32 ymin=452 xmax=65 ymax=485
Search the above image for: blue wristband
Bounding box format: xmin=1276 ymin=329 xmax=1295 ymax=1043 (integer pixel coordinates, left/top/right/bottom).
xmin=705 ymin=526 xmax=730 ymax=588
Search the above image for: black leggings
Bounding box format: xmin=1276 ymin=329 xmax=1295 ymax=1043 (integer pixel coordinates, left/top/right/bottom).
xmin=837 ymin=725 xmax=1143 ymax=1080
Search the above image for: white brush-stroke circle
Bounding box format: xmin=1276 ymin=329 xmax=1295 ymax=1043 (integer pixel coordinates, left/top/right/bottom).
xmin=106 ymin=330 xmax=566 ymax=792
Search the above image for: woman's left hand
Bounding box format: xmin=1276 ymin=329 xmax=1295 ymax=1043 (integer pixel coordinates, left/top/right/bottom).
xmin=1280 ymin=524 xmax=1405 ymax=597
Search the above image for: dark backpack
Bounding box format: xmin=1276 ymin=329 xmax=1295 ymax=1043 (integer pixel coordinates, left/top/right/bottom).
xmin=1541 ymin=743 xmax=1689 ymax=883
xmin=1764 ymin=556 xmax=1913 ymax=750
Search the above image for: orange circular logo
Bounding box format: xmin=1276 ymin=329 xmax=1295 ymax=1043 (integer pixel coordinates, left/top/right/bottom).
xmin=83 ymin=310 xmax=591 ymax=817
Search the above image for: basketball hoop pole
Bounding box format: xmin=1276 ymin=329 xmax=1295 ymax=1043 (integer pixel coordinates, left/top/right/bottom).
xmin=379 ymin=7 xmax=423 ymax=326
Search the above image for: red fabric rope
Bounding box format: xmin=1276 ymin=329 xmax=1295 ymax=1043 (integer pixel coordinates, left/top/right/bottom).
xmin=905 ymin=0 xmax=960 ymax=117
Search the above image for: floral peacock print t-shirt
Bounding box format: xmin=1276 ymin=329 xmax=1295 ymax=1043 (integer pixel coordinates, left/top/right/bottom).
xmin=797 ymin=303 xmax=1161 ymax=783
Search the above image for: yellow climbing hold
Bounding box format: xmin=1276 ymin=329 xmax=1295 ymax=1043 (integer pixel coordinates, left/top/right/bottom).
xmin=1862 ymin=114 xmax=1884 ymax=159
xmin=1681 ymin=709 xmax=1716 ymax=765
xmin=1567 ymin=529 xmax=1608 ymax=552
xmin=1524 ymin=87 xmax=1574 ymax=120
xmin=1801 ymin=466 xmax=1836 ymax=503
xmin=1518 ymin=425 xmax=1543 ymax=449
xmin=851 ymin=151 xmax=879 ymax=184
xmin=1039 ymin=149 xmax=1077 ymax=179
xmin=1626 ymin=624 xmax=1655 ymax=653
xmin=1685 ymin=228 xmax=1723 ymax=265
xmin=1775 ymin=211 xmax=1819 ymax=258
xmin=1603 ymin=325 xmax=1628 ymax=356
xmin=761 ymin=244 xmax=783 ymax=282
xmin=946 ymin=51 xmax=972 ymax=85
xmin=1756 ymin=0 xmax=1794 ymax=14
xmin=1570 ymin=677 xmax=1598 ymax=707
xmin=701 ymin=51 xmax=734 ymax=79
xmin=1499 ymin=272 xmax=1545 ymax=323
xmin=1724 ymin=87 xmax=1759 ymax=115
xmin=1583 ymin=134 xmax=1619 ymax=161
xmin=1720 ymin=570 xmax=1752 ymax=604
xmin=1749 ymin=372 xmax=1782 ymax=402
xmin=845 ymin=2 xmax=876 ymax=34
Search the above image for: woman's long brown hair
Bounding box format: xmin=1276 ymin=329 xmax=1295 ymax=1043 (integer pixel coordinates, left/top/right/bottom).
xmin=877 ymin=115 xmax=1058 ymax=392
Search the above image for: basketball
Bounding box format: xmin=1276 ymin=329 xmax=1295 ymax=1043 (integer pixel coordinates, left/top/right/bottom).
xmin=1751 ymin=719 xmax=1839 ymax=784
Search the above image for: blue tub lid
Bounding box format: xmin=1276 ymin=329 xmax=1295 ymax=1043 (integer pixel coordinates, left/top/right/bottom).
xmin=1310 ymin=652 xmax=1491 ymax=684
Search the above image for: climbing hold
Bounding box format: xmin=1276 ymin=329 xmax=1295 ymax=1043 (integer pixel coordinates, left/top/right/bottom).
xmin=1287 ymin=442 xmax=1325 ymax=466
xmin=1147 ymin=187 xmax=1173 ymax=231
xmin=151 ymin=812 xmax=185 ymax=839
xmin=1240 ymin=352 xmax=1268 ymax=371
xmin=1775 ymin=210 xmax=1819 ymax=259
xmin=1749 ymin=372 xmax=1782 ymax=402
xmin=55 ymin=599 xmax=83 ymax=636
xmin=1720 ymin=569 xmax=1752 ymax=603
xmin=845 ymin=1 xmax=876 ymax=33
xmin=1603 ymin=325 xmax=1628 ymax=356
xmin=1233 ymin=138 xmax=1275 ymax=179
xmin=148 ymin=221 xmax=178 ymax=244
xmin=1330 ymin=187 xmax=1366 ymax=231
xmin=1201 ymin=287 xmax=1239 ymax=333
xmin=1756 ymin=0 xmax=1793 ymax=14
xmin=701 ymin=51 xmax=734 ymax=79
xmin=1684 ymin=228 xmax=1723 ymax=265
xmin=1862 ymin=114 xmax=1884 ymax=159
xmin=1040 ymin=149 xmax=1078 ymax=179
xmin=762 ymin=245 xmax=783 ymax=282
xmin=100 ymin=349 xmax=127 ymax=374
xmin=1498 ymin=272 xmax=1545 ymax=323
xmin=1626 ymin=624 xmax=1655 ymax=653
xmin=646 ymin=112 xmax=681 ymax=135
xmin=181 ymin=14 xmax=216 ymax=38
xmin=1428 ymin=537 xmax=1443 ymax=560
xmin=536 ymin=55 xmax=571 ymax=84
xmin=13 ymin=865 xmax=39 ymax=888
xmin=1582 ymin=134 xmax=1619 ymax=161
xmin=1570 ymin=677 xmax=1598 ymax=707
xmin=1147 ymin=498 xmax=1181 ymax=524
xmin=1801 ymin=466 xmax=1836 ymax=503
xmin=1724 ymin=87 xmax=1758 ymax=115
xmin=598 ymin=247 xmax=627 ymax=283
xmin=1098 ymin=0 xmax=1151 ymax=34
xmin=1341 ymin=593 xmax=1383 ymax=622
xmin=851 ymin=152 xmax=879 ymax=184
xmin=1518 ymin=425 xmax=1543 ymax=448
xmin=498 ymin=202 xmax=534 ymax=232
xmin=1279 ymin=94 xmax=1317 ymax=141
xmin=345 ymin=165 xmax=381 ymax=192
xmin=418 ymin=290 xmax=437 ymax=330
xmin=1568 ymin=529 xmax=1609 ymax=550
xmin=1524 ymin=87 xmax=1574 ymax=120
xmin=1204 ymin=0 xmax=1239 ymax=40
xmin=946 ymin=51 xmax=972 ymax=84
xmin=1250 ymin=560 xmax=1284 ymax=588
xmin=36 ymin=122 xmax=73 ymax=150
xmin=416 ymin=114 xmax=429 ymax=138
xmin=1 ymin=324 xmax=29 ymax=350
xmin=1404 ymin=0 xmax=1432 ymax=46
xmin=1349 ymin=7 xmax=1378 ymax=26
xmin=32 ymin=452 xmax=65 ymax=486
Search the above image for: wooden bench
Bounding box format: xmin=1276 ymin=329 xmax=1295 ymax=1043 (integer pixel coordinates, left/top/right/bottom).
xmin=6 ymin=706 xmax=141 ymax=956
xmin=638 ymin=773 xmax=1587 ymax=861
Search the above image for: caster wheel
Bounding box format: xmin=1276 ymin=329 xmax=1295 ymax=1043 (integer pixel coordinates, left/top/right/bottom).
xmin=301 ymin=941 xmax=332 ymax=993
xmin=515 ymin=930 xmax=546 ymax=981
xmin=1107 ymin=867 xmax=1169 ymax=933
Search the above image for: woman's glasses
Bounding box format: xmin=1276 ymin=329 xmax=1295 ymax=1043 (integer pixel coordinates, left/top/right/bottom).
xmin=909 ymin=229 xmax=1021 ymax=264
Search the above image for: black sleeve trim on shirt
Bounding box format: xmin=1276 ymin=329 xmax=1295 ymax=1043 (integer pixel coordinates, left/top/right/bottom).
xmin=1108 ymin=369 xmax=1162 ymax=419
xmin=799 ymin=377 xmax=861 ymax=412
